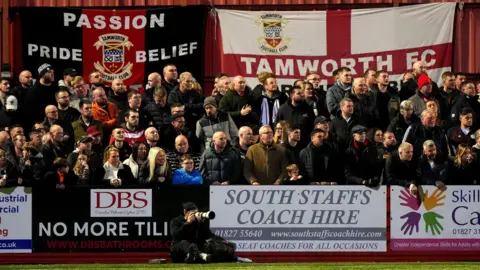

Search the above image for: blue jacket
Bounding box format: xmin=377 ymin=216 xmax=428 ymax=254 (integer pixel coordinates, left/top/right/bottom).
xmin=172 ymin=169 xmax=203 ymax=185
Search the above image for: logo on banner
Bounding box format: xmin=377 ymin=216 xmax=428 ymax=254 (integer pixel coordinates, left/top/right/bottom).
xmin=398 ymin=188 xmax=445 ymax=236
xmin=90 ymin=189 xmax=152 ymax=217
xmin=93 ymin=34 xmax=134 ymax=82
xmin=255 ymin=13 xmax=290 ymax=54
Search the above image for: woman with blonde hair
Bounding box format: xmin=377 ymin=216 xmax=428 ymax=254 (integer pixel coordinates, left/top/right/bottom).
xmin=273 ymin=120 xmax=289 ymax=145
xmin=192 ymin=81 xmax=203 ymax=97
xmin=73 ymin=152 xmax=90 ymax=185
xmin=138 ymin=147 xmax=171 ymax=186
xmin=449 ymin=144 xmax=477 ymax=185
xmin=102 ymin=146 xmax=135 ymax=187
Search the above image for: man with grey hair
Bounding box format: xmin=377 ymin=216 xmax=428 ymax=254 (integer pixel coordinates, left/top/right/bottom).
xmin=212 ymin=76 xmax=230 ymax=105
xmin=385 ymin=142 xmax=418 ymax=195
xmin=387 ymin=100 xmax=419 ymax=141
xmin=403 ymin=109 xmax=451 ymax=160
xmin=41 ymin=125 xmax=68 ymax=167
xmin=168 ymin=71 xmax=204 ymax=131
xmin=418 ymin=140 xmax=447 ymax=190
xmin=244 ymin=125 xmax=287 ymax=185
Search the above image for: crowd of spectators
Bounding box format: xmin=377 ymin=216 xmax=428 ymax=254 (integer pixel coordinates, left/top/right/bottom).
xmin=0 ymin=61 xmax=478 ymax=195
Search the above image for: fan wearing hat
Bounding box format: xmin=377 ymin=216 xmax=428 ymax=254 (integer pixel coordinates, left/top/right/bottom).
xmin=66 ymin=136 xmax=93 ymax=167
xmin=23 ymin=63 xmax=58 ymax=133
xmin=408 ymin=74 xmax=449 ymax=123
xmin=399 ymin=60 xmax=440 ymax=101
xmin=0 ymin=78 xmax=20 ymax=131
xmin=85 ymin=125 xmax=104 ymax=156
xmin=58 ymin=68 xmax=78 ymax=98
xmin=196 ymin=96 xmax=238 ymax=153
xmin=162 ymin=113 xmax=198 ymax=152
xmin=344 ymin=125 xmax=384 ymax=187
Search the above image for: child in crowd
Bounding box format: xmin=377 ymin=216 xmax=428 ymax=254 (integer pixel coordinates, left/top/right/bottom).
xmin=172 ymin=154 xmax=203 ymax=185
xmin=281 ymin=164 xmax=303 ymax=185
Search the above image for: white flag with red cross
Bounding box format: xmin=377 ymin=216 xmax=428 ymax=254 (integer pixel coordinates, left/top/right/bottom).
xmin=217 ymin=3 xmax=456 ymax=91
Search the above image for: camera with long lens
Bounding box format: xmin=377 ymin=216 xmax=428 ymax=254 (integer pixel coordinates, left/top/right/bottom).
xmin=194 ymin=211 xmax=216 ymax=220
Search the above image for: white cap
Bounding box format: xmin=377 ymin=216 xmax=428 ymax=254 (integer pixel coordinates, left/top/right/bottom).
xmin=6 ymin=95 xmax=18 ymax=111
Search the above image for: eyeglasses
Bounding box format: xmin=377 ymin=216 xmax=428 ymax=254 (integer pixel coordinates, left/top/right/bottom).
xmin=48 ymin=110 xmax=58 ymax=114
xmin=183 ymin=161 xmax=194 ymax=165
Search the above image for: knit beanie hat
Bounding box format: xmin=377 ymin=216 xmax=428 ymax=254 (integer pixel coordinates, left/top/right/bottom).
xmin=417 ymin=74 xmax=432 ymax=89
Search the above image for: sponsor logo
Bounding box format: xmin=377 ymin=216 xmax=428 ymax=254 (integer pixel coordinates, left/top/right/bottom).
xmin=93 ymin=34 xmax=134 ymax=82
xmin=398 ymin=187 xmax=445 ymax=236
xmin=90 ymin=189 xmax=152 ymax=217
xmin=255 ymin=13 xmax=290 ymax=54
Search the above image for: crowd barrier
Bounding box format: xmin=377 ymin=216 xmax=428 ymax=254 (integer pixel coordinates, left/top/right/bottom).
xmin=1 ymin=185 xmax=480 ymax=263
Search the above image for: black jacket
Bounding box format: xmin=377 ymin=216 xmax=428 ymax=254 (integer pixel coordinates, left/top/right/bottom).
xmin=43 ymin=171 xmax=77 ymax=189
xmin=0 ymin=104 xmax=20 ymax=131
xmin=40 ymin=141 xmax=68 ymax=169
xmin=345 ymin=91 xmax=379 ymax=129
xmin=305 ymin=89 xmax=329 ymax=118
xmin=18 ymin=153 xmax=46 ymax=186
xmin=450 ymin=93 xmax=480 ymax=129
xmin=117 ymin=106 xmax=149 ymax=130
xmin=58 ymin=107 xmax=81 ymax=124
xmin=344 ymin=140 xmax=383 ymax=185
xmin=385 ymin=150 xmax=419 ymax=187
xmin=218 ymin=89 xmax=259 ymax=129
xmin=43 ymin=118 xmax=75 ymax=153
xmin=418 ymin=156 xmax=448 ymax=186
xmin=23 ymin=81 xmax=58 ymax=133
xmin=299 ymin=142 xmax=342 ymax=184
xmin=170 ymin=215 xmax=215 ymax=245
xmin=138 ymin=161 xmax=172 ymax=187
xmin=330 ymin=112 xmax=360 ymax=150
xmin=371 ymin=85 xmax=400 ymax=131
xmin=162 ymin=125 xmax=199 ymax=153
xmin=252 ymin=89 xmax=288 ymax=128
xmin=143 ymin=103 xmax=171 ymax=132
xmin=400 ymin=77 xmax=439 ymax=101
xmin=0 ymin=160 xmax=20 ymax=187
xmin=403 ymin=122 xmax=451 ymax=160
xmin=167 ymin=86 xmax=204 ymax=130
xmin=387 ymin=114 xmax=420 ymax=143
xmin=100 ymin=163 xmax=136 ymax=186
xmin=199 ymin=142 xmax=241 ymax=185
xmin=448 ymin=158 xmax=478 ymax=185
xmin=438 ymin=88 xmax=461 ymax=112
xmin=276 ymin=100 xmax=315 ymax=144
xmin=107 ymin=92 xmax=128 ymax=112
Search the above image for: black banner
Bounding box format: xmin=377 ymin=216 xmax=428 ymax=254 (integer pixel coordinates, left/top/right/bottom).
xmin=20 ymin=7 xmax=206 ymax=86
xmin=32 ymin=186 xmax=209 ymax=252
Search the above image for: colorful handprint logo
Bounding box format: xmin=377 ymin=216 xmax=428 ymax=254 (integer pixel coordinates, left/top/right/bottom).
xmin=399 ymin=188 xmax=445 ymax=236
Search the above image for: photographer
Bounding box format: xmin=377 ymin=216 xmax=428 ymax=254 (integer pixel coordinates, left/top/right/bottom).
xmin=170 ymin=202 xmax=250 ymax=264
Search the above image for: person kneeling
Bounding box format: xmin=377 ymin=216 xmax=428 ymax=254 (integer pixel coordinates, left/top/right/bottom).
xmin=170 ymin=202 xmax=249 ymax=264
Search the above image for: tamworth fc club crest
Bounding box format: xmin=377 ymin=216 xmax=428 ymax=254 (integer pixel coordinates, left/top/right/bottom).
xmin=94 ymin=34 xmax=134 ymax=82
xmin=256 ymin=13 xmax=290 ymax=54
